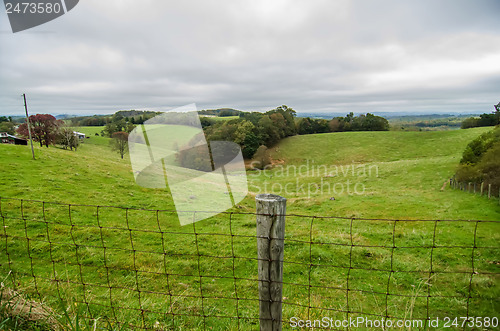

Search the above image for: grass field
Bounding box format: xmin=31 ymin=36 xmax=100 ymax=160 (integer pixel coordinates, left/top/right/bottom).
xmin=0 ymin=126 xmax=499 ymax=330
xmin=248 ymin=128 xmax=500 ymax=220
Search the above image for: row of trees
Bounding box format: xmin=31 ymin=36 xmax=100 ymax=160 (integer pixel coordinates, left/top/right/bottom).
xmin=461 ymin=103 xmax=500 ymax=129
xmin=16 ymin=114 xmax=79 ymax=150
xmin=201 ymin=107 xmax=389 ymax=160
xmin=10 ymin=107 xmax=387 ymax=162
xmin=15 ymin=113 xmax=130 ymax=157
xmin=101 ymin=113 xmax=137 ymax=137
xmin=198 ymin=108 xmax=242 ymax=117
xmin=70 ymin=111 xmax=158 ymax=128
xmin=300 ymin=112 xmax=390 ymax=134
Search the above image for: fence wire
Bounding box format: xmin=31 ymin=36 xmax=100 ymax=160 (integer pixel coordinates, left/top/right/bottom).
xmin=0 ymin=196 xmax=499 ymax=330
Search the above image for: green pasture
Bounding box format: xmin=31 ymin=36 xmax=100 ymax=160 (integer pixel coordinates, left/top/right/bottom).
xmin=0 ymin=126 xmax=498 ymax=330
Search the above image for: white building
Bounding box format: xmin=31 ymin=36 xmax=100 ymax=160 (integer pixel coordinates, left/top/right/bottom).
xmin=73 ymin=131 xmax=86 ymax=139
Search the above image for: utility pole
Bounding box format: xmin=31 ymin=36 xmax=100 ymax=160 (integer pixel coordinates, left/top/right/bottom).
xmin=23 ymin=93 xmax=35 ymax=160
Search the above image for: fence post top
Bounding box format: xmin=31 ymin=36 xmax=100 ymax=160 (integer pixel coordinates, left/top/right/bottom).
xmin=256 ymin=194 xmax=286 ymax=203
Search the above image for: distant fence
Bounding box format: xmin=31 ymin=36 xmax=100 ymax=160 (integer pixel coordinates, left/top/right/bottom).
xmin=450 ymin=178 xmax=500 ymax=203
xmin=1 ymin=196 xmax=499 ymax=330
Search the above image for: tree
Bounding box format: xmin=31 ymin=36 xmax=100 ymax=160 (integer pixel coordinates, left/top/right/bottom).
xmin=258 ymin=115 xmax=281 ymax=146
xmin=16 ymin=114 xmax=60 ymax=147
xmin=296 ymin=117 xmax=313 ymax=135
xmin=200 ymin=116 xmax=215 ymax=128
xmin=0 ymin=121 xmax=15 ymax=135
xmin=234 ymin=121 xmax=259 ymax=158
xmin=328 ymin=118 xmax=342 ymax=132
xmin=57 ymin=127 xmax=79 ymax=151
xmin=267 ymin=105 xmax=297 ymax=136
xmin=253 ymin=145 xmax=271 ymax=170
xmin=111 ymin=132 xmax=129 ymax=159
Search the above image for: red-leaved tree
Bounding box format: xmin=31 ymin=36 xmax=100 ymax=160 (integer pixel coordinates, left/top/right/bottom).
xmin=16 ymin=114 xmax=61 ymax=147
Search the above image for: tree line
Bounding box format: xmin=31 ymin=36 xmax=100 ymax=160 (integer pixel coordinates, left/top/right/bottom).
xmin=70 ymin=111 xmax=159 ymax=128
xmin=12 ymin=107 xmax=390 ymax=163
xmin=201 ymin=106 xmax=389 ymax=160
xmin=16 ymin=114 xmax=80 ymax=150
xmin=15 ymin=113 xmax=132 ymax=158
xmin=461 ymin=103 xmax=500 ymax=129
xmin=198 ymin=108 xmax=242 ymax=117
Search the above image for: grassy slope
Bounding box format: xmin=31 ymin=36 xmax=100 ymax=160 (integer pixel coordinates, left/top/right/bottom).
xmin=0 ymin=127 xmax=175 ymax=210
xmin=0 ymin=126 xmax=499 ymax=329
xmin=248 ymin=127 xmax=500 ymax=220
xmin=2 ymin=126 xmax=497 ymax=219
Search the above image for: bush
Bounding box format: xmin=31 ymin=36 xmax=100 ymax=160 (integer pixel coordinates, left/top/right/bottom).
xmin=252 ymin=145 xmax=271 ymax=170
xmin=460 ymin=127 xmax=500 ymax=165
xmin=476 ymin=143 xmax=500 ymax=195
xmin=455 ymin=126 xmax=500 ymax=196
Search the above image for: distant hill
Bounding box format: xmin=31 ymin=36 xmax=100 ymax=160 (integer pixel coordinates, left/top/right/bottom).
xmin=387 ymin=114 xmax=479 ymax=131
xmin=115 ymin=110 xmax=159 ymax=118
xmin=297 ymin=112 xmax=483 ymax=120
xmin=198 ymin=108 xmax=242 ymax=117
xmin=55 ymin=114 xmax=80 ymax=119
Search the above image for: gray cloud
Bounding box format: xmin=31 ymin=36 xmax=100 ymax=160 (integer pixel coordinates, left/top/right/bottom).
xmin=1 ymin=0 xmax=499 ymax=116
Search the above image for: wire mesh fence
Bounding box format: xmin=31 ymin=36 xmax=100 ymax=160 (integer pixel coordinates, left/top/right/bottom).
xmin=1 ymin=196 xmax=499 ymax=330
xmin=450 ymin=178 xmax=500 ymax=202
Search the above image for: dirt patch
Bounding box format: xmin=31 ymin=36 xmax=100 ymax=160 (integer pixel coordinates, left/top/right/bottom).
xmin=244 ymin=157 xmax=285 ymax=170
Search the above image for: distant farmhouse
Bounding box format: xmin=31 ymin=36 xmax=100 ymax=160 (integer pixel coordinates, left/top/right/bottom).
xmin=0 ymin=132 xmax=27 ymax=145
xmin=73 ymin=131 xmax=86 ymax=139
xmin=0 ymin=131 xmax=85 ymax=146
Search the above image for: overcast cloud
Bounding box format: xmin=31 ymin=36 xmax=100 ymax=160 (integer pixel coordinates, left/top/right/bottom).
xmin=1 ymin=0 xmax=499 ymax=116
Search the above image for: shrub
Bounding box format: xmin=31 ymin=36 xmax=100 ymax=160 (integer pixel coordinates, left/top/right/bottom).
xmin=455 ymin=126 xmax=500 ymax=196
xmin=252 ymin=145 xmax=271 ymax=170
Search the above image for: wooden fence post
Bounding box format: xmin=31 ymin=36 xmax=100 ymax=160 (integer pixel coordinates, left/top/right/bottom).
xmin=488 ymin=184 xmax=492 ymax=199
xmin=480 ymin=182 xmax=484 ymax=196
xmin=256 ymin=194 xmax=286 ymax=331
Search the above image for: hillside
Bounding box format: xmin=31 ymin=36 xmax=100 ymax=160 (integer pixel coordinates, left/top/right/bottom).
xmin=1 ymin=126 xmax=498 ymax=220
xmin=1 ymin=126 xmax=498 ymax=329
xmin=0 ymin=127 xmax=174 ymax=210
xmin=248 ymin=127 xmax=499 ymax=220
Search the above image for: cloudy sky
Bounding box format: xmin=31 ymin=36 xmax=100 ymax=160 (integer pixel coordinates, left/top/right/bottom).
xmin=1 ymin=0 xmax=499 ymax=116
